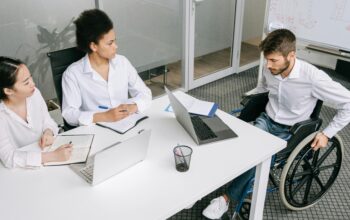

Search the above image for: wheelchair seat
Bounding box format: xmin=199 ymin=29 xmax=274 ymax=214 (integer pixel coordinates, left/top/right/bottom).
xmin=232 ymin=92 xmax=344 ymax=219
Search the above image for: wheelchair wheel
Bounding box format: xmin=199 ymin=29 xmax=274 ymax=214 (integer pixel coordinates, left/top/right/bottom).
xmin=237 ymin=199 xmax=251 ymax=220
xmin=279 ymin=132 xmax=343 ymax=210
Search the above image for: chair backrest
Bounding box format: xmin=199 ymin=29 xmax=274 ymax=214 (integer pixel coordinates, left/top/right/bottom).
xmin=310 ymin=99 xmax=323 ymax=119
xmin=47 ymin=47 xmax=85 ymax=106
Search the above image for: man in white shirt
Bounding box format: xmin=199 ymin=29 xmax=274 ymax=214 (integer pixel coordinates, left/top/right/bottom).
xmin=62 ymin=9 xmax=152 ymax=126
xmin=203 ymin=29 xmax=350 ymax=219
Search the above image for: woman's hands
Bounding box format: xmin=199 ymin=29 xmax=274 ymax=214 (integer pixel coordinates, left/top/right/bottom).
xmin=93 ymin=103 xmax=138 ymax=123
xmin=40 ymin=129 xmax=73 ymax=164
xmin=41 ymin=143 xmax=73 ymax=164
xmin=39 ymin=129 xmax=55 ymax=149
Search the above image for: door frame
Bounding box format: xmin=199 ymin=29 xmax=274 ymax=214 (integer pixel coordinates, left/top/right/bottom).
xmin=183 ymin=0 xmax=245 ymax=91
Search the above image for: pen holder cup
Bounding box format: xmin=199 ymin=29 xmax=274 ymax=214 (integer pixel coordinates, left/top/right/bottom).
xmin=173 ymin=145 xmax=192 ymax=172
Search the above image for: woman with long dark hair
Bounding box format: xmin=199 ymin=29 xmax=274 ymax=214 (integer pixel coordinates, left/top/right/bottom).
xmin=0 ymin=57 xmax=72 ymax=168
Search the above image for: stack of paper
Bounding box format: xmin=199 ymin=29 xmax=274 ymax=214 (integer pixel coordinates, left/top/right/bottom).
xmin=166 ymin=91 xmax=218 ymax=117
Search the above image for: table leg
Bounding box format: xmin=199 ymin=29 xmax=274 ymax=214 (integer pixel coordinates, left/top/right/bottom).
xmin=249 ymin=157 xmax=271 ymax=220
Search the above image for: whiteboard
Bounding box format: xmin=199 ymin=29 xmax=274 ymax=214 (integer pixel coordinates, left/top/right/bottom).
xmin=267 ymin=0 xmax=350 ymax=51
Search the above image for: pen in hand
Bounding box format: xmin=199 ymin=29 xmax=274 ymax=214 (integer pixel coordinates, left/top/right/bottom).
xmin=98 ymin=105 xmax=109 ymax=110
xmin=99 ymin=105 xmax=128 ymax=113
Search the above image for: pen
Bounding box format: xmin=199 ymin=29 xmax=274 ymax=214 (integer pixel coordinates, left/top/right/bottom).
xmin=98 ymin=105 xmax=109 ymax=109
xmin=68 ymin=141 xmax=72 ymax=145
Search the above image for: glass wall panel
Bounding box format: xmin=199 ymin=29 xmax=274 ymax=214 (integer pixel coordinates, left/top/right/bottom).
xmin=194 ymin=0 xmax=235 ymax=80
xmin=101 ymin=0 xmax=183 ymax=96
xmin=239 ymin=0 xmax=266 ymax=67
xmin=0 ymin=0 xmax=95 ymax=100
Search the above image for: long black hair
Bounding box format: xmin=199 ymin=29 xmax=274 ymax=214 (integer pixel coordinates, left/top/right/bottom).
xmin=0 ymin=56 xmax=24 ymax=100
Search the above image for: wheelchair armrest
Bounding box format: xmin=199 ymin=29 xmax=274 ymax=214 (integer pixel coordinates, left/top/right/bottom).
xmin=240 ymin=92 xmax=269 ymax=106
xmin=275 ymin=118 xmax=323 ymax=163
xmin=238 ymin=92 xmax=269 ymax=122
xmin=289 ymin=118 xmax=323 ymax=135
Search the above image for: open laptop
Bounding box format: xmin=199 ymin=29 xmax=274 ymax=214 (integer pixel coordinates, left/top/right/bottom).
xmin=165 ymin=87 xmax=237 ymax=145
xmin=70 ymin=129 xmax=151 ymax=186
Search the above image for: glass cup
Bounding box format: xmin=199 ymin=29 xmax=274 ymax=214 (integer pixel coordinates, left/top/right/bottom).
xmin=173 ymin=145 xmax=193 ymax=172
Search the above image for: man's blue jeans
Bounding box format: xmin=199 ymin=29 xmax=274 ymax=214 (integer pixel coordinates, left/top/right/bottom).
xmin=227 ymin=112 xmax=291 ymax=202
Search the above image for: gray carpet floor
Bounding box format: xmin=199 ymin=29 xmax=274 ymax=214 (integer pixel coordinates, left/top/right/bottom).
xmin=168 ymin=66 xmax=350 ymax=220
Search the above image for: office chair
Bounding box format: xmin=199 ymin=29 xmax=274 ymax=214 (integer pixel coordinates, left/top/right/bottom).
xmin=47 ymin=47 xmax=85 ymax=130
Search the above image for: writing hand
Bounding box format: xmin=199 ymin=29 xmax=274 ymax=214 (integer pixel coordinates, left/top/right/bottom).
xmin=123 ymin=103 xmax=138 ymax=115
xmin=53 ymin=144 xmax=73 ymax=161
xmin=41 ymin=143 xmax=73 ymax=164
xmin=104 ymin=104 xmax=130 ymax=122
xmin=93 ymin=104 xmax=138 ymax=123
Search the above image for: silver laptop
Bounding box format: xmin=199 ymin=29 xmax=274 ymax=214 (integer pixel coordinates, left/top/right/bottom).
xmin=70 ymin=129 xmax=151 ymax=186
xmin=165 ymin=87 xmax=237 ymax=145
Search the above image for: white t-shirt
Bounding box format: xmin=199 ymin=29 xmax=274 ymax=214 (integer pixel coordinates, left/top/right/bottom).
xmin=0 ymin=88 xmax=58 ymax=168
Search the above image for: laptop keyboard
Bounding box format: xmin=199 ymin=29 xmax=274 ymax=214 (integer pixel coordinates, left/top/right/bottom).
xmin=80 ymin=163 xmax=94 ymax=183
xmin=191 ymin=115 xmax=217 ymax=140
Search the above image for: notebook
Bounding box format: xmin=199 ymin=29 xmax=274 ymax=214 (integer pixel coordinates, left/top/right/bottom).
xmin=43 ymin=134 xmax=94 ymax=166
xmin=97 ymin=113 xmax=148 ymax=134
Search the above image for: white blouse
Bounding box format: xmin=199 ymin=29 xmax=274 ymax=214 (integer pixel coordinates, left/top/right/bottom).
xmin=61 ymin=54 xmax=152 ymax=126
xmin=0 ymin=88 xmax=58 ymax=168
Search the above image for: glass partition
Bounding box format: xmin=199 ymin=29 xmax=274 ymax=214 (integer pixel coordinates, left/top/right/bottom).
xmin=0 ymin=0 xmax=95 ymax=100
xmin=194 ymin=0 xmax=235 ymax=80
xmin=239 ymin=0 xmax=266 ymax=67
xmin=101 ymin=0 xmax=184 ymax=96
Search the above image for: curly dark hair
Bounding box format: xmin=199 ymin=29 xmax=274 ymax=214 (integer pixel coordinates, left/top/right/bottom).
xmin=259 ymin=29 xmax=296 ymax=57
xmin=74 ymin=9 xmax=114 ymax=53
xmin=0 ymin=56 xmax=23 ymax=100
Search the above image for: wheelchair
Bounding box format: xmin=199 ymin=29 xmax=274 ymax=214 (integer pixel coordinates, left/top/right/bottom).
xmin=230 ymin=92 xmax=344 ymax=220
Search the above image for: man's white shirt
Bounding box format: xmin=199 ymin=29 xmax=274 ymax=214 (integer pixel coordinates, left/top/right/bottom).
xmin=256 ymin=58 xmax=350 ymax=138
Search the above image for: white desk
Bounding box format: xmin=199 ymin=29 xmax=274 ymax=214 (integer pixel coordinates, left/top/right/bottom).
xmin=0 ymin=95 xmax=286 ymax=220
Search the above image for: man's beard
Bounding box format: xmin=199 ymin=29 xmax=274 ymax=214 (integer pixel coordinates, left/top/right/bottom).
xmin=269 ymin=60 xmax=290 ymax=75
